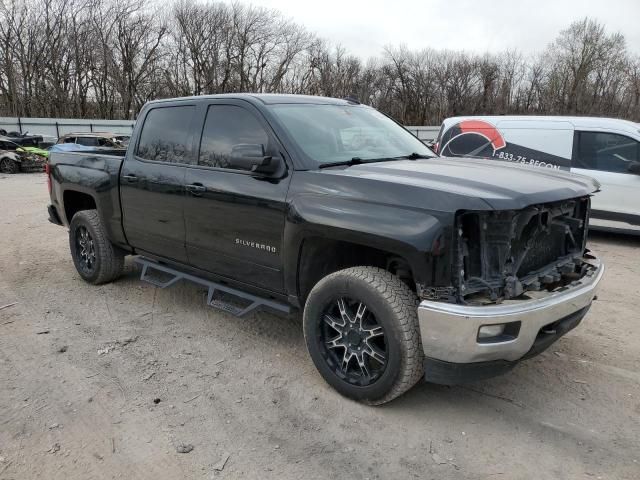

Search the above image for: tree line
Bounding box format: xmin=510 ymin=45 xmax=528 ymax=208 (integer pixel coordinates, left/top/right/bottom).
xmin=1 ymin=0 xmax=639 ymax=125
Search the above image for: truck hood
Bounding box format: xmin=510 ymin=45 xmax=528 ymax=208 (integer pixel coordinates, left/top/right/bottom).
xmin=320 ymin=156 xmax=599 ymax=211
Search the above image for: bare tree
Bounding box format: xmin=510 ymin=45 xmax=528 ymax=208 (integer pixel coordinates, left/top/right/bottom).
xmin=0 ymin=5 xmax=638 ymax=125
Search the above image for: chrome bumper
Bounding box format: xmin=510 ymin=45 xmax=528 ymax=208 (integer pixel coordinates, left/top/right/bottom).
xmin=417 ymin=258 xmax=604 ymax=364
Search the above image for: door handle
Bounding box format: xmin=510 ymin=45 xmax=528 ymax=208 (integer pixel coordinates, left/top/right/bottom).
xmin=122 ymin=174 xmax=138 ymax=183
xmin=185 ymin=183 xmax=207 ymax=195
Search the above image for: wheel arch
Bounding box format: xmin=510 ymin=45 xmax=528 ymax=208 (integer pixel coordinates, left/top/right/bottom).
xmin=295 ymin=236 xmax=418 ymax=303
xmin=0 ymin=151 xmax=20 ymax=161
xmin=62 ymin=189 xmax=98 ymax=225
xmin=283 ymin=195 xmax=450 ymax=304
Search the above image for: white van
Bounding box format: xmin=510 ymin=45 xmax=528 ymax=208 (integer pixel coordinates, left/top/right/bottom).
xmin=434 ymin=116 xmax=640 ymax=233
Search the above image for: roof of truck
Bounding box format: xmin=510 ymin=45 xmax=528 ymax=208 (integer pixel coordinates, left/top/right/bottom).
xmin=146 ymin=93 xmax=356 ymax=107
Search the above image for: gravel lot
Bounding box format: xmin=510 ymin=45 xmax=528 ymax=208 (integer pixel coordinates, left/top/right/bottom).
xmin=1 ymin=173 xmax=639 ymax=480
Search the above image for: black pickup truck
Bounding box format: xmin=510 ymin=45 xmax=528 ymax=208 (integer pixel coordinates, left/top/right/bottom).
xmin=47 ymin=94 xmax=604 ymax=404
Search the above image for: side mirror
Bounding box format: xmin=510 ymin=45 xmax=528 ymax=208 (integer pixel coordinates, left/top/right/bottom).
xmin=228 ymin=144 xmax=281 ymax=174
xmin=627 ymin=161 xmax=640 ymax=175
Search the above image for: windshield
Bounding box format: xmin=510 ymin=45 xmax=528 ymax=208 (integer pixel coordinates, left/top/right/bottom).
xmin=269 ymin=104 xmax=435 ymax=166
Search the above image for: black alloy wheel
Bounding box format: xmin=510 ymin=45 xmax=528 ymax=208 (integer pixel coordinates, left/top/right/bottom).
xmin=75 ymin=225 xmax=96 ymax=275
xmin=319 ymin=297 xmax=388 ymax=386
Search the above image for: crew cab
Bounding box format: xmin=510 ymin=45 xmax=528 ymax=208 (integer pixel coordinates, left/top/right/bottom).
xmin=47 ymin=94 xmax=604 ymax=404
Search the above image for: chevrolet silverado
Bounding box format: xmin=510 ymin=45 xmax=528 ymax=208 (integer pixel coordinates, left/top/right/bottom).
xmin=47 ymin=94 xmax=604 ymax=404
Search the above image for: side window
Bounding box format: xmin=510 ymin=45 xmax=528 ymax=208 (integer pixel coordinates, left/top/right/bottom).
xmin=63 ymin=137 xmax=76 ymax=144
xmin=576 ymin=132 xmax=639 ymax=173
xmin=198 ymin=105 xmax=269 ymax=170
xmin=76 ymin=137 xmax=99 ymax=147
xmin=137 ymin=106 xmax=194 ymax=163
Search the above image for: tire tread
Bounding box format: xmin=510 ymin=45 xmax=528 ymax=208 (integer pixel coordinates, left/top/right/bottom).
xmin=305 ymin=266 xmax=424 ymax=405
xmin=69 ymin=209 xmax=124 ymax=284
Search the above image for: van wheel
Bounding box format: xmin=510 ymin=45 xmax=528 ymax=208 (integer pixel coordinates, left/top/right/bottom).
xmin=303 ymin=266 xmax=424 ymax=405
xmin=69 ymin=209 xmax=124 ymax=284
xmin=0 ymin=157 xmax=18 ymax=174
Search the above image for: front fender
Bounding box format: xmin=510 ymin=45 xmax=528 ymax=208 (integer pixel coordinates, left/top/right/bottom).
xmin=283 ymin=194 xmax=453 ymax=296
xmin=1 ymin=151 xmax=20 ymax=162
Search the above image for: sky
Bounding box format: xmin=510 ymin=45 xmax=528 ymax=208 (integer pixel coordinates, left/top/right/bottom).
xmin=235 ymin=0 xmax=640 ymax=59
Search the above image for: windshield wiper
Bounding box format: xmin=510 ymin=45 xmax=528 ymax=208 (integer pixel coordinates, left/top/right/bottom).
xmin=392 ymin=152 xmax=433 ymax=160
xmin=318 ymin=153 xmax=433 ymax=169
xmin=319 ymin=157 xmax=391 ymax=169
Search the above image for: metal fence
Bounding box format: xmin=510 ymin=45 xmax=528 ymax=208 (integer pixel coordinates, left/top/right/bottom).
xmin=0 ymin=117 xmax=135 ymax=138
xmin=405 ymin=126 xmax=440 ymax=141
xmin=0 ymin=116 xmax=439 ymax=141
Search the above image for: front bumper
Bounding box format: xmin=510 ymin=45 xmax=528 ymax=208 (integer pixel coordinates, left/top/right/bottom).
xmin=18 ymin=156 xmax=46 ymax=172
xmin=417 ymin=257 xmax=604 ymax=383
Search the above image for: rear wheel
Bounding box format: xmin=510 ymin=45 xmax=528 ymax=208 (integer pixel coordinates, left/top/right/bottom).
xmin=303 ymin=266 xmax=424 ymax=405
xmin=69 ymin=209 xmax=124 ymax=284
xmin=0 ymin=157 xmax=18 ymax=174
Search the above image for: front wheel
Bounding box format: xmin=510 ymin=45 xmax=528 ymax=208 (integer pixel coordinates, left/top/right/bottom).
xmin=303 ymin=266 xmax=424 ymax=405
xmin=69 ymin=209 xmax=124 ymax=284
xmin=0 ymin=157 xmax=18 ymax=174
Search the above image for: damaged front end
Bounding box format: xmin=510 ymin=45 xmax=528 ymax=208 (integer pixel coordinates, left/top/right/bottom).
xmin=16 ymin=150 xmax=47 ymax=172
xmin=453 ymin=197 xmax=596 ymax=305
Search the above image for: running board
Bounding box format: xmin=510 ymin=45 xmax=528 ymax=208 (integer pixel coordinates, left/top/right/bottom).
xmin=135 ymin=257 xmax=290 ymax=317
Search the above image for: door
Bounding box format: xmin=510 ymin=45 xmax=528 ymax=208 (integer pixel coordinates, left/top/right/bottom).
xmin=572 ymin=130 xmax=640 ymax=227
xmin=120 ymin=104 xmax=196 ymax=263
xmin=184 ymin=101 xmax=291 ymax=293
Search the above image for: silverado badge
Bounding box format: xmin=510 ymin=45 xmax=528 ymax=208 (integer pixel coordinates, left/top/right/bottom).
xmin=235 ymin=238 xmax=277 ymax=254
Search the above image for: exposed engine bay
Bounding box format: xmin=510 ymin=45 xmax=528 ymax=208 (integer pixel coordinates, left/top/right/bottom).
xmin=452 ymin=197 xmax=596 ymax=305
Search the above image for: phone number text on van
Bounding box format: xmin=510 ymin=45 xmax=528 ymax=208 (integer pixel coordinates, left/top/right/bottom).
xmin=492 ymin=151 xmax=561 ymax=169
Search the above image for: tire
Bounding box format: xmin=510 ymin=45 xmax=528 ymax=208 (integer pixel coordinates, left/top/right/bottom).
xmin=0 ymin=157 xmax=19 ymax=174
xmin=69 ymin=209 xmax=125 ymax=284
xmin=303 ymin=266 xmax=424 ymax=405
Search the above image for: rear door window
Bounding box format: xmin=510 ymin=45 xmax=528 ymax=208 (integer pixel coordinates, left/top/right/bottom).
xmin=576 ymin=132 xmax=639 ymax=173
xmin=137 ymin=106 xmax=195 ymax=163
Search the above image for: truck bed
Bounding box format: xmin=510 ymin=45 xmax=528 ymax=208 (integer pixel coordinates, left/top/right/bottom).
xmin=48 ymin=149 xmax=129 ymax=248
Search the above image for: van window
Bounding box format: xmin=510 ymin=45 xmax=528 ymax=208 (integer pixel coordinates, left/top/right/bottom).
xmin=576 ymin=132 xmax=639 ymax=173
xmin=137 ymin=106 xmax=194 ymax=163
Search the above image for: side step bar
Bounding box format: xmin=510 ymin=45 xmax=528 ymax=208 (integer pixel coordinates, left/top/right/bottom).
xmin=135 ymin=257 xmax=290 ymax=317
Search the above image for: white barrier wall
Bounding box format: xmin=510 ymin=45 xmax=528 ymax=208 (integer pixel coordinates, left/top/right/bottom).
xmin=0 ymin=117 xmax=439 ymax=141
xmin=0 ymin=117 xmax=135 ymax=138
xmin=405 ymin=126 xmax=440 ymax=141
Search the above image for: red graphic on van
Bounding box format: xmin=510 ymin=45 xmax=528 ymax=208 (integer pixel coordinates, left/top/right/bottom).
xmin=458 ymin=120 xmax=506 ymax=150
xmin=438 ymin=119 xmax=506 ymax=155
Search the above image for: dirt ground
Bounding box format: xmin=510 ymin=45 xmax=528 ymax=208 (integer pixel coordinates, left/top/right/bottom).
xmin=1 ymin=173 xmax=639 ymax=480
